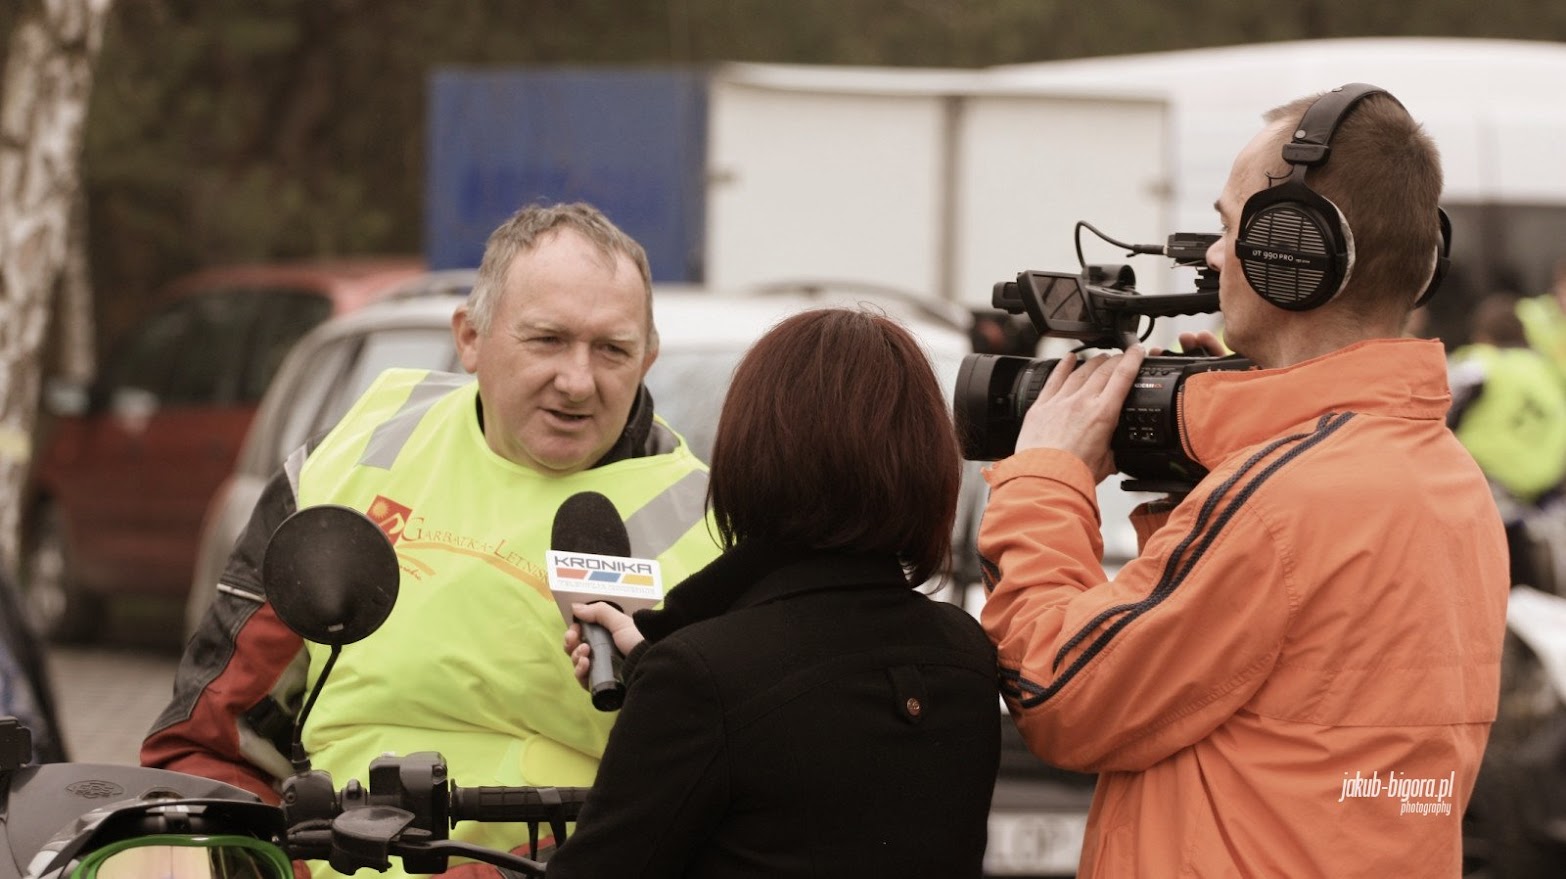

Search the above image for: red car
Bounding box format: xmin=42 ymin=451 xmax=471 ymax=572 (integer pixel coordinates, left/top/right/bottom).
xmin=22 ymin=258 xmax=424 ymax=641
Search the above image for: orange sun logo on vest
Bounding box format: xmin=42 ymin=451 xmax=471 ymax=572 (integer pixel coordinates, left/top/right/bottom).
xmin=367 ymin=495 xmax=414 ymax=544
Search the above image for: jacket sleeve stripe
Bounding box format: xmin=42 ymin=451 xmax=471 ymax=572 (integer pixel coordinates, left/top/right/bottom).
xmin=1003 ymin=412 xmax=1356 ymax=709
xmin=1046 ymin=413 xmax=1327 ymax=667
xmin=1047 ymin=414 xmax=1330 ymax=671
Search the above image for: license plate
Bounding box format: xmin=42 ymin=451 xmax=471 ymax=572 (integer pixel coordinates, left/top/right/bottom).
xmin=984 ymin=811 xmax=1088 ymax=876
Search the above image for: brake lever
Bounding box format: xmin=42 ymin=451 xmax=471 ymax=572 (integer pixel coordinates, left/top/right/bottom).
xmin=391 ymin=839 xmax=547 ymax=877
xmin=327 ymin=806 xmax=423 ymax=874
xmin=291 ymin=809 xmax=550 ymax=877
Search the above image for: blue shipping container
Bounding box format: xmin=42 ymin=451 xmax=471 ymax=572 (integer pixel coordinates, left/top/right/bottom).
xmin=426 ymin=67 xmax=708 ymax=282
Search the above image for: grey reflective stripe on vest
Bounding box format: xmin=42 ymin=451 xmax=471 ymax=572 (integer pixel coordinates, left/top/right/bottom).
xmin=625 ymin=468 xmax=710 ymax=559
xmin=646 ymin=420 xmax=680 ymax=455
xmin=358 ymin=372 xmax=472 ymax=470
xmin=283 ymin=444 xmax=308 ymax=496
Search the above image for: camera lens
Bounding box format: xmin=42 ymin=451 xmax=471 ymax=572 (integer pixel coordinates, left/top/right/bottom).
xmin=1009 ymin=358 xmax=1059 ymax=419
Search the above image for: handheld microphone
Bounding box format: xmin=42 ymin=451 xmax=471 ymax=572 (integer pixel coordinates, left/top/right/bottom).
xmin=548 ymin=491 xmax=664 ymax=711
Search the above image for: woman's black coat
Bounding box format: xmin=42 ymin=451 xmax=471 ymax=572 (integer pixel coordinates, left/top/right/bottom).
xmin=546 ymin=543 xmax=1001 ymax=878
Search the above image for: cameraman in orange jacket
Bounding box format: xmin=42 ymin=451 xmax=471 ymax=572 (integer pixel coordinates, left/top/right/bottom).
xmin=978 ymin=84 xmax=1508 ymax=877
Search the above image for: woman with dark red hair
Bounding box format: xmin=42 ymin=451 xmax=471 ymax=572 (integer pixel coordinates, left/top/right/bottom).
xmin=548 ymin=307 xmax=999 ymax=878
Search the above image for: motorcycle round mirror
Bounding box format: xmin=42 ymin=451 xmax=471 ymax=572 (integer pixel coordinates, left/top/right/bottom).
xmin=262 ymin=505 xmax=398 ymax=646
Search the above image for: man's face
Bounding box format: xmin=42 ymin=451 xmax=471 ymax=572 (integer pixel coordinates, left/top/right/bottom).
xmin=1206 ymin=121 xmax=1289 ymax=361
xmin=453 ymin=228 xmax=657 ymax=475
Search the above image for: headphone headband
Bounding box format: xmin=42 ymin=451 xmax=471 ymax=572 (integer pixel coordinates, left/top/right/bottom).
xmin=1281 ymin=83 xmax=1394 ymax=170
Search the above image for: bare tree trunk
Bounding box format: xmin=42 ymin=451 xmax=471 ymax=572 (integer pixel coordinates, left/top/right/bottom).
xmin=0 ymin=0 xmax=114 ymax=577
xmin=57 ymin=190 xmax=97 ymax=385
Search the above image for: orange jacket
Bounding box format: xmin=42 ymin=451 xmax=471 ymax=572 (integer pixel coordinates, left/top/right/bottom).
xmin=979 ymin=338 xmax=1508 ymax=878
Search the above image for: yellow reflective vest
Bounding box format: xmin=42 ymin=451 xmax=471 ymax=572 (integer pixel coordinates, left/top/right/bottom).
xmin=295 ymin=368 xmax=720 ymax=876
xmin=1516 ymin=294 xmax=1566 ymax=390
xmin=1449 ymin=343 xmax=1566 ymax=503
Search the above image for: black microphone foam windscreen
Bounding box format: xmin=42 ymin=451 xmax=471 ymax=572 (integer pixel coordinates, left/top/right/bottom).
xmin=551 ymin=491 xmax=632 ymax=558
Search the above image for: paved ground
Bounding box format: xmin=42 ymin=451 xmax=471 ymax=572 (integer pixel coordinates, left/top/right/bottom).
xmin=49 ymin=644 xmax=181 ymax=765
xmin=45 ymin=601 xmax=185 ymax=765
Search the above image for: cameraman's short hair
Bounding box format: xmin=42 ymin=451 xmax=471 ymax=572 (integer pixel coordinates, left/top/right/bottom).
xmin=465 ymin=202 xmax=655 ymax=343
xmin=708 ymin=308 xmax=961 ymax=585
xmin=1264 ymin=92 xmax=1444 ymax=317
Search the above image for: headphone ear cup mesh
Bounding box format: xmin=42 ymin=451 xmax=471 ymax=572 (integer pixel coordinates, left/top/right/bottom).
xmin=1237 ymin=183 xmax=1350 ymax=311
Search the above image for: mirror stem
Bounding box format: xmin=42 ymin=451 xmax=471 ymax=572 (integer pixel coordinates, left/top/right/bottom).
xmin=291 ymin=645 xmax=342 ymax=774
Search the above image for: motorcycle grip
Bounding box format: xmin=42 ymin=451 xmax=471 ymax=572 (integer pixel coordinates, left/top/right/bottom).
xmin=450 ymin=785 xmax=590 ymax=823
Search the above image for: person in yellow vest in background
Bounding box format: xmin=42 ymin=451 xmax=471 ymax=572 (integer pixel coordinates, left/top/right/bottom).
xmin=1450 ymin=293 xmax=1566 ymax=589
xmin=1516 ymin=258 xmax=1566 ymax=389
xmin=142 ymin=202 xmax=723 ymax=878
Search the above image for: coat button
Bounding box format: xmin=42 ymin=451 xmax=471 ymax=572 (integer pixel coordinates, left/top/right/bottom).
xmin=905 ymin=697 xmax=923 ymax=717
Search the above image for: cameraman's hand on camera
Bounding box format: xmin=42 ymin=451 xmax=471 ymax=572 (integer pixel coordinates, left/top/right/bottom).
xmin=1174 ymin=330 xmax=1227 ymax=357
xmin=564 ymin=602 xmax=645 ymax=691
xmin=1016 ymin=345 xmax=1147 ymax=483
xmin=1147 ymin=331 xmax=1227 ymax=358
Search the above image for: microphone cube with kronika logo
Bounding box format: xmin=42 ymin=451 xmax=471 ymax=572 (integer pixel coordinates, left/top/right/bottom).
xmin=546 ymin=550 xmax=665 ymax=622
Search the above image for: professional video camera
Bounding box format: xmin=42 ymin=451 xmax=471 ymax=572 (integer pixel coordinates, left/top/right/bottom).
xmin=955 ymin=222 xmax=1252 ymax=493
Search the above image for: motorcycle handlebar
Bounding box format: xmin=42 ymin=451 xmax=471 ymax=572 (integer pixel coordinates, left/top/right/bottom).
xmin=449 ymin=784 xmax=590 ymax=824
xmin=279 ymin=758 xmax=592 ymax=878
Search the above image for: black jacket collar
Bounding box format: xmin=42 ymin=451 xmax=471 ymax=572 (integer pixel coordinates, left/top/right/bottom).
xmin=591 ymin=384 xmax=656 ymax=467
xmin=632 ymin=541 xmax=909 ymax=645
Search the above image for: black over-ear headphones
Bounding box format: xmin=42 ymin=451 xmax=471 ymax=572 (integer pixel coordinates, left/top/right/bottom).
xmin=1237 ymin=82 xmax=1452 ymax=311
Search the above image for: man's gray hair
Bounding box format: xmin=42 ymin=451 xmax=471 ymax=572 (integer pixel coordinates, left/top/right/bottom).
xmin=465 ymin=202 xmax=655 ymax=342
